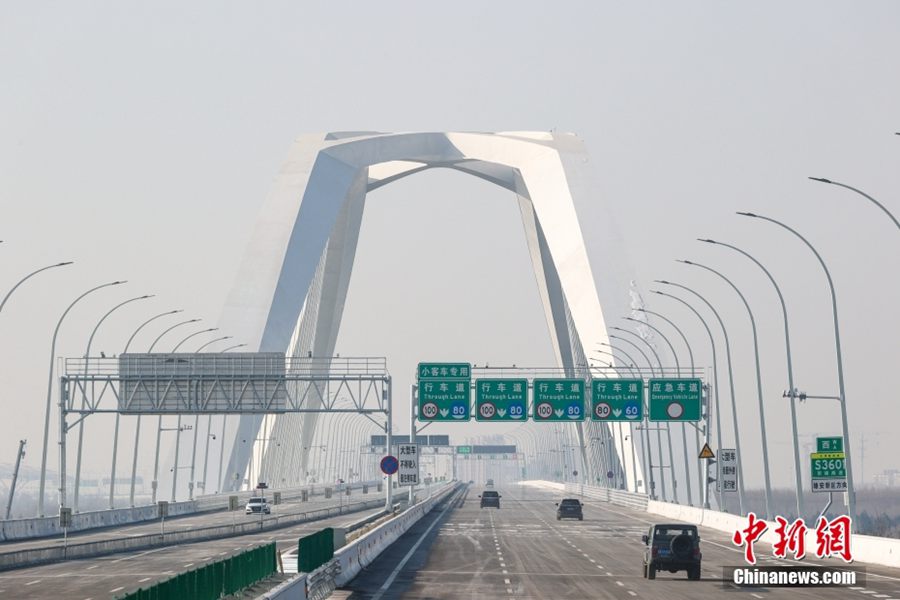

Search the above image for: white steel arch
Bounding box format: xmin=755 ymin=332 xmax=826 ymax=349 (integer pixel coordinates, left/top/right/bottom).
xmin=216 ymin=131 xmax=645 ymax=493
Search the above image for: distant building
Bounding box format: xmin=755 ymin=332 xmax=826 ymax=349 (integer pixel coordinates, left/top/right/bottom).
xmin=873 ymin=469 xmax=900 ymax=488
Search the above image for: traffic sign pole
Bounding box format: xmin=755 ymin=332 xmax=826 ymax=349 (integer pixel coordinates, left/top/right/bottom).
xmin=409 ymin=384 xmax=416 ymax=505
xmin=386 ymin=376 xmax=393 ymax=511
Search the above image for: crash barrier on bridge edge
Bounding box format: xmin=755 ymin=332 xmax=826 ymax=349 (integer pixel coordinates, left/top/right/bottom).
xmin=0 ymin=495 xmax=387 ymax=572
xmin=519 ymin=480 xmax=650 ymax=512
xmin=0 ymin=480 xmax=382 ymax=543
xmin=255 ymin=481 xmax=460 ymax=600
xmin=646 ymin=499 xmax=900 ymax=569
xmin=297 ymin=528 xmax=334 ymax=572
xmin=114 ymin=541 xmax=277 ymax=600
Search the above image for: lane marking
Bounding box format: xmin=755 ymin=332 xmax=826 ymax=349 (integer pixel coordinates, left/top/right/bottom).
xmin=109 ymin=588 xmax=124 ymax=593
xmin=628 ymin=593 xmax=637 ymax=597
xmin=138 ymin=577 xmax=152 ymax=583
xmin=504 ymin=578 xmax=511 ymax=584
xmin=370 ymin=491 xmax=461 ymax=600
xmin=86 ymin=566 xmax=98 ymax=570
xmin=25 ymin=581 xmax=41 ymax=586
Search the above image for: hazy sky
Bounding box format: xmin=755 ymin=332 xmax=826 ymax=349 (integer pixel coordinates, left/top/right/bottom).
xmin=1 ymin=1 xmax=898 ymax=494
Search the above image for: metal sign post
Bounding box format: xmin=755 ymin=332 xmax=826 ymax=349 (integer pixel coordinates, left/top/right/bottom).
xmin=59 ymin=507 xmax=72 ymax=557
xmin=157 ymin=500 xmax=168 ymax=536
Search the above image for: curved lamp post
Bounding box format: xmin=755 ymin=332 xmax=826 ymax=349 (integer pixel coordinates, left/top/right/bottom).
xmin=700 ymin=237 xmax=804 ymax=520
xmin=678 ymin=258 xmax=773 ymax=519
xmin=635 ymin=307 xmax=704 ymax=505
xmin=809 ymin=177 xmax=899 ymax=230
xmin=0 ymin=262 xmax=73 ymax=314
xmin=73 ymin=294 xmax=154 ymax=512
xmin=737 ymin=211 xmax=857 ymax=522
xmin=39 ymin=280 xmax=126 ymax=517
xmin=602 ymin=339 xmax=663 ymax=501
xmin=655 ymin=281 xmax=746 ymax=514
xmin=195 ymin=336 xmax=232 ymax=353
xmin=624 ymin=316 xmax=694 ymax=507
xmin=125 ymin=310 xmax=183 ymax=507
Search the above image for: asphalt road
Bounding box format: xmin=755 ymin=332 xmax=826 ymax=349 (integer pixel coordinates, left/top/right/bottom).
xmin=340 ymin=484 xmax=900 ymax=600
xmin=0 ymin=505 xmax=385 ymax=599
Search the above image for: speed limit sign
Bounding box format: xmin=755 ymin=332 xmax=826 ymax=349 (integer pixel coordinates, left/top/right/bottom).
xmin=594 ymin=402 xmax=611 ymax=419
xmin=479 ymin=402 xmax=496 ymax=419
xmin=421 ymin=402 xmax=439 ymax=419
xmin=535 ymin=402 xmax=553 ymax=420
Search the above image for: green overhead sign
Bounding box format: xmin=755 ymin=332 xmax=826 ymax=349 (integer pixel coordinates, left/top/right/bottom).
xmin=476 ymin=379 xmax=528 ymax=421
xmin=816 ymin=436 xmax=843 ymax=453
xmin=532 ymin=378 xmax=585 ymax=422
xmin=417 ymin=362 xmax=471 ymax=421
xmin=648 ymin=378 xmax=702 ymax=422
xmin=591 ymin=378 xmax=643 ymax=421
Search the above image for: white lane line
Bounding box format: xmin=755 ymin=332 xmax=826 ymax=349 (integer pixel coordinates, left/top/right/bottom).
xmin=139 ymin=577 xmax=152 ymax=583
xmin=502 ymin=570 xmax=508 ymax=575
xmin=507 ymin=588 xmax=513 ymax=594
xmin=504 ymin=578 xmax=511 ymax=584
xmin=109 ymin=588 xmax=124 ymax=594
xmin=628 ymin=593 xmax=637 ymax=597
xmin=183 ymin=563 xmax=194 ymax=568
xmin=616 ymin=581 xmax=624 ymax=587
xmin=86 ymin=565 xmax=99 ymax=570
xmin=24 ymin=581 xmax=41 ymax=586
xmin=751 ymin=594 xmax=764 ymax=599
xmin=500 ymin=562 xmax=507 ymax=567
xmin=370 ymin=491 xmax=459 ymax=600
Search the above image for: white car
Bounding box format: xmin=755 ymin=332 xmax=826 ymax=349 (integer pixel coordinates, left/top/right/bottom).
xmin=245 ymin=496 xmax=271 ymax=514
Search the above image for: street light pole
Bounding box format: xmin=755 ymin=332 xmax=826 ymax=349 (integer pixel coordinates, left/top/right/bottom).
xmin=38 ymin=280 xmax=125 ymax=517
xmin=195 ymin=336 xmax=232 ymax=353
xmin=124 ymin=310 xmax=183 ymax=507
xmin=606 ymin=337 xmax=666 ymax=501
xmin=147 ymin=318 xmax=199 ymax=504
xmin=678 ymin=259 xmax=773 ymax=519
xmin=737 ymin=211 xmax=858 ymax=522
xmin=625 ymin=316 xmax=694 ymax=507
xmin=73 ymin=294 xmax=153 ymax=513
xmin=649 ymin=291 xmax=723 ymax=511
xmin=655 ymin=281 xmax=746 ymax=514
xmin=808 ymin=177 xmax=899 ymax=230
xmin=612 ymin=329 xmax=679 ymax=505
xmin=700 ymin=238 xmax=804 ymax=520
xmin=635 ymin=308 xmax=704 ymax=507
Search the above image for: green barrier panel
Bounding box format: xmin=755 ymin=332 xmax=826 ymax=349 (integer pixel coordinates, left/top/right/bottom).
xmin=115 ymin=542 xmax=276 ymax=600
xmin=298 ymin=527 xmax=334 ymax=572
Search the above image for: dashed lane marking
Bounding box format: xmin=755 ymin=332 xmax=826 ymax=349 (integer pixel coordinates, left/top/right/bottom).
xmin=109 ymin=588 xmax=124 ymax=594
xmin=138 ymin=577 xmax=152 ymax=583
xmin=24 ymin=581 xmax=41 ymax=586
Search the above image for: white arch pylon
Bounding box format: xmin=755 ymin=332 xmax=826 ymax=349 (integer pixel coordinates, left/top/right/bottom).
xmin=216 ymin=131 xmax=645 ymax=494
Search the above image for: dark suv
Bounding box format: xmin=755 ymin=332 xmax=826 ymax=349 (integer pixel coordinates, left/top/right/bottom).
xmin=479 ymin=490 xmax=501 ymax=509
xmin=642 ymin=524 xmax=701 ymax=580
xmin=556 ymin=498 xmax=584 ymax=520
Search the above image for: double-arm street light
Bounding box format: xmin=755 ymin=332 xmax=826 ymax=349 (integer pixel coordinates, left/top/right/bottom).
xmin=737 ymin=211 xmax=859 ymax=522
xmin=699 ymin=238 xmax=804 ymax=520
xmin=39 ymin=280 xmax=126 ymax=517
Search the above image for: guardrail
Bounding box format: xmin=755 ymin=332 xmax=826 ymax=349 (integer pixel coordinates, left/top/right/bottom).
xmin=258 ymin=481 xmax=461 ymax=600
xmin=520 ymin=480 xmax=649 ymax=511
xmin=0 ymin=495 xmax=387 ymax=572
xmin=0 ymin=480 xmax=382 ymax=543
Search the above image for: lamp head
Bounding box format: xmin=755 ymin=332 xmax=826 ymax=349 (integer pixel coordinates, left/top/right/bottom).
xmin=654 ymin=279 xmax=670 ymax=284
xmin=112 ymin=280 xmax=127 ymax=285
xmin=56 ymin=261 xmax=74 ymax=267
xmin=140 ymin=294 xmax=155 ymax=300
xmin=809 ymin=176 xmax=832 ymax=184
xmin=676 ymin=259 xmax=694 ymax=265
xmin=697 ymin=238 xmax=716 ymax=244
xmin=736 ymin=211 xmax=758 ymax=218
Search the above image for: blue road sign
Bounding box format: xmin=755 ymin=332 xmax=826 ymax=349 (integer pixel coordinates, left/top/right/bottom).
xmin=380 ymin=455 xmax=399 ymax=476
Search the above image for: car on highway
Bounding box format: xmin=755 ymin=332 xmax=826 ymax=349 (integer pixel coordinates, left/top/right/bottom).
xmin=479 ymin=490 xmax=501 ymax=509
xmin=486 ymin=478 xmax=494 ymax=487
xmin=555 ymin=498 xmax=584 ymax=520
xmin=642 ymin=523 xmax=701 ymax=580
xmin=245 ymin=496 xmax=271 ymax=515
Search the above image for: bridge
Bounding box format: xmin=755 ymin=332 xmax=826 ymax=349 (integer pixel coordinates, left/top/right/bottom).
xmin=0 ymin=131 xmax=897 ymax=599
